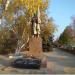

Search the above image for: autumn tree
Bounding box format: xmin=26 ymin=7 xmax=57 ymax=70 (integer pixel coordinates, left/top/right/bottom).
xmin=0 ymin=0 xmax=56 ymax=52
xmin=58 ymin=26 xmax=73 ymax=46
xmin=69 ymin=17 xmax=75 ymax=46
xmin=14 ymin=11 xmax=56 ymax=51
xmin=2 ymin=0 xmax=48 ymax=39
xmin=0 ymin=26 xmax=17 ymax=54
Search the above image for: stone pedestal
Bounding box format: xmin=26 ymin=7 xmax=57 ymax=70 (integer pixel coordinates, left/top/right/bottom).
xmin=27 ymin=36 xmax=43 ymax=59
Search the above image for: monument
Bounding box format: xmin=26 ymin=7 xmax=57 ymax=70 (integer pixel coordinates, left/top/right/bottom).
xmin=9 ymin=7 xmax=47 ymax=69
xmin=27 ymin=7 xmax=43 ymax=59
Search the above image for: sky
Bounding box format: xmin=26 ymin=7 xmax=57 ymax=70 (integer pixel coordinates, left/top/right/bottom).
xmin=47 ymin=0 xmax=75 ymax=40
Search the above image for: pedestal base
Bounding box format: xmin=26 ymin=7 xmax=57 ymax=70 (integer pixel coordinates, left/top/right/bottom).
xmin=27 ymin=36 xmax=43 ymax=59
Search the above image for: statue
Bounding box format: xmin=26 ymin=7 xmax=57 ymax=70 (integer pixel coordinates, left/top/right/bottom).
xmin=28 ymin=7 xmax=43 ymax=58
xmin=31 ymin=7 xmax=41 ymax=37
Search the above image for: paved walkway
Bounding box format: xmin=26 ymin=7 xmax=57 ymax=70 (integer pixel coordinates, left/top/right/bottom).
xmin=0 ymin=48 xmax=75 ymax=74
xmin=45 ymin=48 xmax=75 ymax=74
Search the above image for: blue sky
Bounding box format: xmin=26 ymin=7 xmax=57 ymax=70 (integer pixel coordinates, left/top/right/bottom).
xmin=47 ymin=0 xmax=75 ymax=40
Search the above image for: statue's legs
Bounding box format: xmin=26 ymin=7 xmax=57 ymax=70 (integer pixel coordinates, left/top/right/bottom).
xmin=33 ymin=23 xmax=37 ymax=35
xmin=32 ymin=23 xmax=37 ymax=37
xmin=37 ymin=23 xmax=40 ymax=34
xmin=33 ymin=23 xmax=41 ymax=37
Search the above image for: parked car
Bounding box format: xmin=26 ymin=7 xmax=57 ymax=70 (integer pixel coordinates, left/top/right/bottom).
xmin=11 ymin=58 xmax=41 ymax=69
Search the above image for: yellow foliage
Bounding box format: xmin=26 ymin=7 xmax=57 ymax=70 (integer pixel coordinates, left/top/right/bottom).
xmin=42 ymin=20 xmax=55 ymax=41
xmin=6 ymin=0 xmax=48 ymax=17
xmin=40 ymin=11 xmax=56 ymax=41
xmin=21 ymin=0 xmax=48 ymax=16
xmin=1 ymin=0 xmax=55 ymax=42
xmin=0 ymin=0 xmax=2 ymax=4
xmin=13 ymin=16 xmax=31 ymax=40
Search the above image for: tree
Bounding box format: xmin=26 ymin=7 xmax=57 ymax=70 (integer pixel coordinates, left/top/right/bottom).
xmin=71 ymin=16 xmax=75 ymax=37
xmin=6 ymin=0 xmax=48 ymax=16
xmin=40 ymin=12 xmax=55 ymax=42
xmin=0 ymin=0 xmax=56 ymax=53
xmin=14 ymin=11 xmax=56 ymax=51
xmin=3 ymin=0 xmax=49 ymax=38
xmin=58 ymin=26 xmax=73 ymax=45
xmin=0 ymin=27 xmax=17 ymax=54
xmin=69 ymin=17 xmax=75 ymax=46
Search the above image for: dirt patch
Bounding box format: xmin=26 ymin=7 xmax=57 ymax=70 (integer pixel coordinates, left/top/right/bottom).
xmin=64 ymin=67 xmax=75 ymax=74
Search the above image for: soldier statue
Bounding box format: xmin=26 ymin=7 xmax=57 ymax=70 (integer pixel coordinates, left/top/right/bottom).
xmin=31 ymin=7 xmax=41 ymax=37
